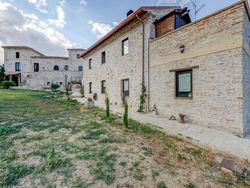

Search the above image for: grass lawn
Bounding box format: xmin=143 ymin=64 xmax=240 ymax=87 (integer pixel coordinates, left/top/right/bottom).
xmin=0 ymin=89 xmax=249 ymax=188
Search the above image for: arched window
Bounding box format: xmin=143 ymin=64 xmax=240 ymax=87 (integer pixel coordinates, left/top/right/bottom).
xmin=54 ymin=65 xmax=59 ymax=71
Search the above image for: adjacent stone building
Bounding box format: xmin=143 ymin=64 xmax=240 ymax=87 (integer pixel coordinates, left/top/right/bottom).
xmin=2 ymin=46 xmax=84 ymax=90
xmin=80 ymin=6 xmax=190 ymax=111
xmin=81 ymin=1 xmax=250 ymax=136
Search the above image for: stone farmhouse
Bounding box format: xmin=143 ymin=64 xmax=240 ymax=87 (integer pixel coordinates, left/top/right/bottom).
xmin=80 ymin=0 xmax=250 ymax=137
xmin=2 ymin=46 xmax=84 ymax=90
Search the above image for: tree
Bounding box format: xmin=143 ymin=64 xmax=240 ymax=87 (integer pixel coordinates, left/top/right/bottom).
xmin=137 ymin=82 xmax=147 ymax=112
xmin=0 ymin=65 xmax=5 ymax=82
xmin=123 ymin=99 xmax=128 ymax=128
xmin=105 ymin=90 xmax=110 ymax=118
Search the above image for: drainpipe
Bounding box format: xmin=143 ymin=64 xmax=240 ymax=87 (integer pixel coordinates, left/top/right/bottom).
xmin=147 ymin=37 xmax=151 ymax=112
xmin=136 ymin=14 xmax=145 ymax=84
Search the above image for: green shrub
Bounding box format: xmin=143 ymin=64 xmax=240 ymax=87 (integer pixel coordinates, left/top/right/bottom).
xmin=0 ymin=65 xmax=5 ymax=81
xmin=137 ymin=82 xmax=147 ymax=112
xmin=88 ymin=98 xmax=93 ymax=101
xmin=0 ymin=80 xmax=15 ymax=89
xmin=105 ymin=91 xmax=110 ymax=118
xmin=123 ymin=100 xmax=128 ymax=128
xmin=66 ymin=84 xmax=70 ymax=95
xmin=51 ymin=83 xmax=60 ymax=92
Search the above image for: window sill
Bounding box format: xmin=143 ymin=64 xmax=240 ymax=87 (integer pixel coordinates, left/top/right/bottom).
xmin=122 ymin=53 xmax=129 ymax=57
xmin=175 ymin=97 xmax=193 ymax=100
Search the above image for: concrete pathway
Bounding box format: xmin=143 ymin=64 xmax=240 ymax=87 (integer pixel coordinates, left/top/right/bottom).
xmin=74 ymin=95 xmax=250 ymax=160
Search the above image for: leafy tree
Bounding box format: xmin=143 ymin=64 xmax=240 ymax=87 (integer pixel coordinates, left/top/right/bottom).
xmin=0 ymin=65 xmax=5 ymax=82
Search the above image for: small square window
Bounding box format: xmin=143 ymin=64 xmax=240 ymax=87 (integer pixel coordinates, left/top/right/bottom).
xmin=122 ymin=79 xmax=129 ymax=96
xmin=101 ymin=51 xmax=106 ymax=64
xmin=77 ymin=54 xmax=80 ymax=59
xmin=16 ymin=52 xmax=19 ymax=58
xmin=15 ymin=62 xmax=20 ymax=72
xmin=101 ymin=80 xmax=106 ymax=93
xmin=176 ymin=69 xmax=193 ymax=98
xmin=122 ymin=38 xmax=129 ymax=56
xmin=89 ymin=82 xmax=92 ymax=94
xmin=78 ymin=66 xmax=83 ymax=71
xmin=89 ymin=59 xmax=92 ymax=69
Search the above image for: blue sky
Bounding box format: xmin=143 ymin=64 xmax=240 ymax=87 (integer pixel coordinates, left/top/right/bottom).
xmin=0 ymin=0 xmax=249 ymax=65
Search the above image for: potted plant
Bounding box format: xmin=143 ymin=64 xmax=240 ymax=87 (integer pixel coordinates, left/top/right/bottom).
xmin=86 ymin=97 xmax=94 ymax=108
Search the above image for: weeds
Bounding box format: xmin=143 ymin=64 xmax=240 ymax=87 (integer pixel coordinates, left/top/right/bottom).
xmin=0 ymin=89 xmax=249 ymax=187
xmin=157 ymin=181 xmax=167 ymax=188
xmin=0 ymin=163 xmax=34 ymax=186
xmin=21 ymin=134 xmax=45 ymax=145
xmin=152 ymin=169 xmax=160 ymax=180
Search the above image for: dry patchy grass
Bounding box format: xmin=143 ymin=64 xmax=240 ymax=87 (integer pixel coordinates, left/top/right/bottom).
xmin=0 ymin=89 xmax=249 ymax=188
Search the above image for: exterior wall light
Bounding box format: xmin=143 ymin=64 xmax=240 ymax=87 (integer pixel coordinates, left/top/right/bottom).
xmin=180 ymin=44 xmax=185 ymax=53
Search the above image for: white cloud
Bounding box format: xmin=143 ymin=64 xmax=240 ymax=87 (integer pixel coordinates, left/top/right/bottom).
xmin=28 ymin=0 xmax=48 ymax=13
xmin=0 ymin=0 xmax=79 ymax=65
xmin=59 ymin=0 xmax=66 ymax=6
xmin=112 ymin=22 xmax=118 ymax=26
xmin=156 ymin=0 xmax=192 ymax=7
xmin=80 ymin=0 xmax=87 ymax=6
xmin=48 ymin=6 xmax=66 ymax=28
xmin=0 ymin=1 xmax=11 ymax=10
xmin=88 ymin=20 xmax=113 ymax=39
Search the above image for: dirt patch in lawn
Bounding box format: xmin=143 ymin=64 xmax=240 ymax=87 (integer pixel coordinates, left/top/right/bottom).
xmin=0 ymin=89 xmax=249 ymax=188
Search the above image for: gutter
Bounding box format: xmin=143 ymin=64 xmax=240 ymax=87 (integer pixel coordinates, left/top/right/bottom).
xmin=136 ymin=14 xmax=145 ymax=84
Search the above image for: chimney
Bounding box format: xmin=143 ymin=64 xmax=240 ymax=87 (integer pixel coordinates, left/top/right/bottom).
xmin=127 ymin=10 xmax=134 ymax=17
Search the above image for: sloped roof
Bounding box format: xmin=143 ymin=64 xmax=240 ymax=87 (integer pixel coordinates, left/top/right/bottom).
xmin=79 ymin=6 xmax=180 ymax=58
xmin=31 ymin=56 xmax=69 ymax=60
xmin=67 ymin=48 xmax=86 ymax=51
xmin=1 ymin=46 xmax=45 ymax=56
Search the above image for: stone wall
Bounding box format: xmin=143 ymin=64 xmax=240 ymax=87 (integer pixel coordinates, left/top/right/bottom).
xmin=150 ymin=2 xmax=247 ymax=135
xmin=82 ymin=9 xmax=175 ymax=111
xmin=28 ymin=56 xmax=82 ymax=89
xmin=4 ymin=48 xmax=41 ymax=84
xmin=3 ymin=47 xmax=84 ymax=90
xmin=242 ymin=7 xmax=250 ymax=136
xmin=68 ymin=49 xmax=84 ymax=73
xmin=83 ymin=21 xmax=145 ymax=111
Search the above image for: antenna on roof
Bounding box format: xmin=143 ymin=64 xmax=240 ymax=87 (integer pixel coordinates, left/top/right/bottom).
xmin=191 ymin=0 xmax=206 ymax=20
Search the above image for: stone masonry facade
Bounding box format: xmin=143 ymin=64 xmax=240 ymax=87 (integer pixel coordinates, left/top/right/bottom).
xmin=82 ymin=1 xmax=250 ymax=136
xmin=82 ymin=8 xmax=178 ymax=112
xmin=2 ymin=46 xmax=84 ymax=90
xmin=150 ymin=2 xmax=250 ymax=136
xmin=243 ymin=6 xmax=250 ymax=135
